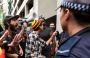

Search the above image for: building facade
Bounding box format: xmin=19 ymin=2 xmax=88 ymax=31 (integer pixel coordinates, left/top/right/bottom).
xmin=2 ymin=0 xmax=62 ymax=32
xmin=56 ymin=0 xmax=63 ymax=32
xmin=11 ymin=0 xmax=57 ymax=20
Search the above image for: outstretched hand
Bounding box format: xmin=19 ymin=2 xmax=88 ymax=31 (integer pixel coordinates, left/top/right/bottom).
xmin=8 ymin=34 xmax=22 ymax=47
xmin=19 ymin=49 xmax=23 ymax=56
xmin=52 ymin=31 xmax=58 ymax=37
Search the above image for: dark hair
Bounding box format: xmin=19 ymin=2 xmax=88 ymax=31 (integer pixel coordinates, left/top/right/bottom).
xmin=50 ymin=22 xmax=55 ymax=25
xmin=4 ymin=19 xmax=11 ymax=29
xmin=71 ymin=9 xmax=90 ymax=26
xmin=62 ymin=7 xmax=90 ymax=26
xmin=39 ymin=15 xmax=46 ymax=21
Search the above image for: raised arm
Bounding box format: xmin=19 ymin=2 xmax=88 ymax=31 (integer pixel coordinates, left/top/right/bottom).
xmin=0 ymin=30 xmax=8 ymax=45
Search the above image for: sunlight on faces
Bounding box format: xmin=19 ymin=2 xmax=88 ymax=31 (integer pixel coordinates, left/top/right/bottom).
xmin=50 ymin=23 xmax=55 ymax=29
xmin=10 ymin=19 xmax=17 ymax=27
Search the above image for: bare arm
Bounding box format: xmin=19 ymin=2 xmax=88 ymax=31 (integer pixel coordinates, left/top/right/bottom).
xmin=46 ymin=31 xmax=57 ymax=45
xmin=19 ymin=44 xmax=23 ymax=56
xmin=15 ymin=22 xmax=27 ymax=42
xmin=0 ymin=30 xmax=8 ymax=45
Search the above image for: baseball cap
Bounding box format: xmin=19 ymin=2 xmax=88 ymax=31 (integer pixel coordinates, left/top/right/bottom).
xmin=4 ymin=15 xmax=19 ymax=22
xmin=14 ymin=15 xmax=19 ymax=19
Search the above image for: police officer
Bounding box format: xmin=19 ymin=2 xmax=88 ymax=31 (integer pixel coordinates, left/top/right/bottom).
xmin=55 ymin=0 xmax=90 ymax=58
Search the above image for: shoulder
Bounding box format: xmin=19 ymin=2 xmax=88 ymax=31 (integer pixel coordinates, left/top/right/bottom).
xmin=57 ymin=28 xmax=90 ymax=58
xmin=29 ymin=31 xmax=38 ymax=38
xmin=29 ymin=31 xmax=35 ymax=36
xmin=70 ymin=32 xmax=90 ymax=57
xmin=44 ymin=26 xmax=52 ymax=32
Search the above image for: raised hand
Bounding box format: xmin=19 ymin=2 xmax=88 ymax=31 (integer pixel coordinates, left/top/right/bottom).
xmin=8 ymin=34 xmax=21 ymax=47
xmin=19 ymin=48 xmax=23 ymax=56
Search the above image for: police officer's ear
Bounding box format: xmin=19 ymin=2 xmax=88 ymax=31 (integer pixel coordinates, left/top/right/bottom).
xmin=63 ymin=8 xmax=70 ymax=21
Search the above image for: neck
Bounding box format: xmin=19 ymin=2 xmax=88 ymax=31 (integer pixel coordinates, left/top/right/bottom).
xmin=67 ymin=19 xmax=88 ymax=36
xmin=35 ymin=30 xmax=41 ymax=35
xmin=52 ymin=28 xmax=55 ymax=32
xmin=68 ymin=26 xmax=85 ymax=36
xmin=66 ymin=16 xmax=89 ymax=36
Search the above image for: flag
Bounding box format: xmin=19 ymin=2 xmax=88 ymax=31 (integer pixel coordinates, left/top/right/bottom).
xmin=0 ymin=46 xmax=5 ymax=58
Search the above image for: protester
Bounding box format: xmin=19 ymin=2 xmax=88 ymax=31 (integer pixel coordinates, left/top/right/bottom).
xmin=49 ymin=22 xmax=56 ymax=32
xmin=0 ymin=30 xmax=8 ymax=58
xmin=25 ymin=20 xmax=57 ymax=58
xmin=39 ymin=16 xmax=53 ymax=58
xmin=49 ymin=22 xmax=61 ymax=58
xmin=16 ymin=16 xmax=27 ymax=58
xmin=49 ymin=22 xmax=56 ymax=58
xmin=55 ymin=0 xmax=90 ymax=58
xmin=0 ymin=15 xmax=24 ymax=58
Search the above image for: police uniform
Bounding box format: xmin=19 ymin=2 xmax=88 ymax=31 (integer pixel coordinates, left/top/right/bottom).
xmin=55 ymin=0 xmax=90 ymax=58
xmin=56 ymin=27 xmax=90 ymax=58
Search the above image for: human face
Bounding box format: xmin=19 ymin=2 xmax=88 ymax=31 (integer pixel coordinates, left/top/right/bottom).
xmin=10 ymin=18 xmax=17 ymax=27
xmin=8 ymin=19 xmax=17 ymax=31
xmin=49 ymin=23 xmax=55 ymax=30
xmin=60 ymin=8 xmax=69 ymax=31
xmin=17 ymin=18 xmax=22 ymax=24
xmin=40 ymin=23 xmax=44 ymax=31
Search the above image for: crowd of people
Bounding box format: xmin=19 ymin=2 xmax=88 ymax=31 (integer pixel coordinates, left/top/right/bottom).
xmin=0 ymin=0 xmax=90 ymax=58
xmin=0 ymin=15 xmax=60 ymax=58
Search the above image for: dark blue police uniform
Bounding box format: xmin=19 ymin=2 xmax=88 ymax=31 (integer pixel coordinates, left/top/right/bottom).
xmin=55 ymin=27 xmax=90 ymax=58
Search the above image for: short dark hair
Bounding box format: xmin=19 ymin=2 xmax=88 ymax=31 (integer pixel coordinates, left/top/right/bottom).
xmin=39 ymin=15 xmax=46 ymax=21
xmin=71 ymin=9 xmax=90 ymax=26
xmin=62 ymin=7 xmax=90 ymax=26
xmin=4 ymin=19 xmax=10 ymax=29
xmin=50 ymin=22 xmax=55 ymax=25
